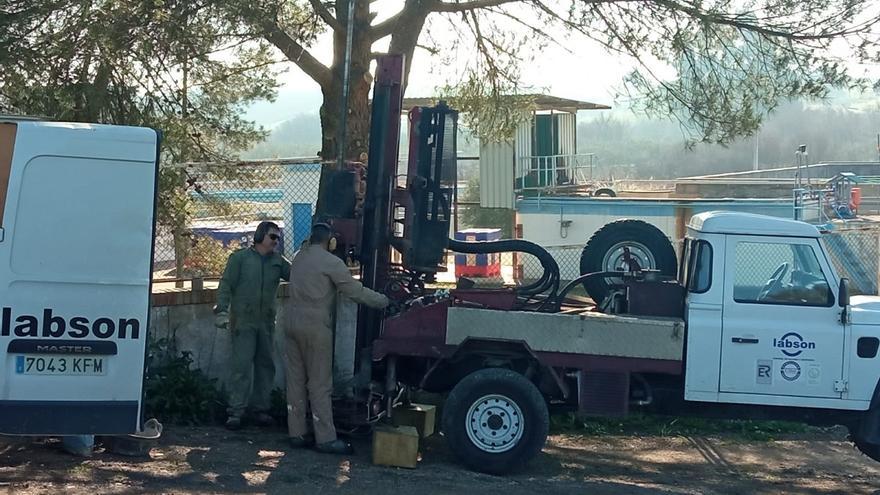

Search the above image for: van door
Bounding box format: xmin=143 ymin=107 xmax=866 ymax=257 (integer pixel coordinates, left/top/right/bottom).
xmin=0 ymin=121 xmax=159 ymax=435
xmin=720 ymin=235 xmax=844 ymax=399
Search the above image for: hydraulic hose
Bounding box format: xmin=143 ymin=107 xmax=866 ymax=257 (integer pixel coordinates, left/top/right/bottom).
xmin=546 ymin=271 xmax=623 ymax=312
xmin=447 ymin=238 xmax=561 ymax=298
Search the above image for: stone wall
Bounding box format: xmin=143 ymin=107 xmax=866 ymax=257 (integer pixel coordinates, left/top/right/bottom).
xmin=149 ymin=288 xmax=288 ymax=391
xmin=149 ymin=286 xmax=358 ymax=395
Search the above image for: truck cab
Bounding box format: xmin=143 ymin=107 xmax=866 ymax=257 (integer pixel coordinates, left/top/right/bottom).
xmin=679 ymin=211 xmax=880 ymax=457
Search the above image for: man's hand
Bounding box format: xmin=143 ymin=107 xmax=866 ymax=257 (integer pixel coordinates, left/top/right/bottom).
xmin=215 ymin=311 xmax=230 ymax=329
xmin=378 ymin=294 xmax=391 ymax=309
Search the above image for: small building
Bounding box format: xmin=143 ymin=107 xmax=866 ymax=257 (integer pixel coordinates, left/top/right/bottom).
xmin=403 ymin=95 xmax=611 ymax=209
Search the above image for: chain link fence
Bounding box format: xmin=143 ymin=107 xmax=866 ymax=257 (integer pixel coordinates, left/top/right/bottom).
xmin=151 ymin=160 xmax=880 ymax=297
xmin=822 ymin=228 xmax=880 ymax=295
xmin=153 ymin=160 xmax=320 ymax=288
xmin=152 ymin=162 xmax=586 ymax=291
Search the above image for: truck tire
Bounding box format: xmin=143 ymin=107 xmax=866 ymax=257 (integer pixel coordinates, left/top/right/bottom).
xmin=442 ymin=368 xmax=549 ymax=475
xmin=853 ymin=437 xmax=880 ymax=462
xmin=579 ymin=219 xmax=677 ymax=304
xmin=593 ymin=188 xmax=616 ymax=197
xmin=851 ymin=407 xmax=880 ymax=462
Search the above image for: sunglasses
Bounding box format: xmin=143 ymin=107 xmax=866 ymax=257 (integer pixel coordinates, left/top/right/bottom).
xmin=268 ymin=234 xmax=280 ymax=241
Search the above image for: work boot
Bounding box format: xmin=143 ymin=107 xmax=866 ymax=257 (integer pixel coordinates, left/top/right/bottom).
xmin=315 ymin=439 xmax=353 ymax=455
xmin=225 ymin=416 xmax=243 ymax=431
xmin=289 ymin=434 xmax=315 ymax=449
xmin=252 ymin=412 xmax=275 ymax=427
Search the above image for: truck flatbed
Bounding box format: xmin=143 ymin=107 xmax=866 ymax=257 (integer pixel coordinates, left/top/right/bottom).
xmin=445 ymin=307 xmax=685 ymax=361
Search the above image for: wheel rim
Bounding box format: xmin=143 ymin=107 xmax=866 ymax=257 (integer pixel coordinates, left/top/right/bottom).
xmin=465 ymin=394 xmax=524 ymax=453
xmin=601 ymin=241 xmax=657 ymax=272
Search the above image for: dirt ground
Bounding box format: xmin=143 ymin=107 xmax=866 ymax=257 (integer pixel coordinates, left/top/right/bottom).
xmin=1 ymin=426 xmax=878 ymax=495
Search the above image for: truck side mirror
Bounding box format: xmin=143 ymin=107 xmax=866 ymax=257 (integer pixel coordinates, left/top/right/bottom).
xmin=839 ymin=278 xmax=850 ymax=308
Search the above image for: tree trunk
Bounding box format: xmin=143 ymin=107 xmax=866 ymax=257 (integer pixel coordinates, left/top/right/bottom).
xmin=172 ymin=227 xmax=188 ymax=288
xmin=313 ymin=0 xmax=429 ymax=218
xmin=315 ymin=0 xmax=373 ymax=218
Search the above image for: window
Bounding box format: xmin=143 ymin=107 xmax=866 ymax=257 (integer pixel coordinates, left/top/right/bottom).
xmin=687 ymin=240 xmax=712 ymax=293
xmin=733 ymin=241 xmax=833 ymax=306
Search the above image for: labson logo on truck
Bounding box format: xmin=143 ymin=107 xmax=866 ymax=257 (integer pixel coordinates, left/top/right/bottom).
xmin=773 ymin=332 xmax=816 ymax=357
xmin=1 ymin=308 xmax=141 ymax=339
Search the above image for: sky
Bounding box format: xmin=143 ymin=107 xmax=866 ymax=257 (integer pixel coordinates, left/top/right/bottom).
xmin=245 ymin=5 xmax=635 ymax=127
xmin=244 ymin=3 xmax=880 ymax=128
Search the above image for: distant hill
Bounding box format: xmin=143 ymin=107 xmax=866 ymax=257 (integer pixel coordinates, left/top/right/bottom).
xmin=241 ymin=93 xmax=880 ymax=179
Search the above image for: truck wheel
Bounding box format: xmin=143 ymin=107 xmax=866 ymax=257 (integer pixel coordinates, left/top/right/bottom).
xmin=853 ymin=437 xmax=880 ymax=462
xmin=579 ymin=219 xmax=677 ymax=305
xmin=442 ymin=368 xmax=549 ymax=475
xmin=851 ymin=408 xmax=880 ymax=462
xmin=593 ymin=188 xmax=616 ymax=197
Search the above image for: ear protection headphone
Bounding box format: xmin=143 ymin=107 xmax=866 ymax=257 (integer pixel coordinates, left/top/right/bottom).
xmin=313 ymin=222 xmax=338 ymax=251
xmin=254 ymin=221 xmax=278 ymax=244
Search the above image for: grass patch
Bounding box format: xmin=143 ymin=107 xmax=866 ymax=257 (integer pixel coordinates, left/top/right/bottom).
xmin=551 ymin=412 xmax=814 ymax=441
xmin=68 ymin=464 xmax=94 ymax=478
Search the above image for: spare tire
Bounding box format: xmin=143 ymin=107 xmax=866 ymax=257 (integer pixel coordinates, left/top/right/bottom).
xmin=579 ymin=219 xmax=677 ymax=304
xmin=593 ymin=188 xmax=616 ymax=197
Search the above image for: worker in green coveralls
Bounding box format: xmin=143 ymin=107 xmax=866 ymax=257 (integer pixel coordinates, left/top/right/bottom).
xmin=214 ymin=221 xmax=290 ymax=430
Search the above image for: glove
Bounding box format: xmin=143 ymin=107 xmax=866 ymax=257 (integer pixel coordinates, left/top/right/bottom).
xmin=214 ymin=311 xmax=230 ymax=329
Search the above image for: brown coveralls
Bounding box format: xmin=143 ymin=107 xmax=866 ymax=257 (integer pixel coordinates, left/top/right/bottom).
xmin=285 ymin=245 xmax=389 ymax=443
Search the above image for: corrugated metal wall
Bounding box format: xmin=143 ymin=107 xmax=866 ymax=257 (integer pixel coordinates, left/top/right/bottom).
xmin=479 ymin=119 xmax=533 ymax=209
xmin=479 ymin=141 xmax=515 ymax=208
xmin=557 ymin=112 xmax=576 ymax=157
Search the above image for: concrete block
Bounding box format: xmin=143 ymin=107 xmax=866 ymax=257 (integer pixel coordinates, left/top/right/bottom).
xmin=372 ymin=425 xmax=419 ymax=469
xmin=393 ymin=404 xmax=436 ymax=438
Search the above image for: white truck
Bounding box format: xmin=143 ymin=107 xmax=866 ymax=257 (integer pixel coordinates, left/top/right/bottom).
xmin=2 ymin=116 xmax=879 ymax=475
xmin=390 ymin=211 xmax=880 ymax=473
xmin=0 ymin=117 xmax=158 ymax=435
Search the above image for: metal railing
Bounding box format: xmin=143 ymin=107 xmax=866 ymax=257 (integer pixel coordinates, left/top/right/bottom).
xmin=515 ymin=153 xmax=601 ymax=192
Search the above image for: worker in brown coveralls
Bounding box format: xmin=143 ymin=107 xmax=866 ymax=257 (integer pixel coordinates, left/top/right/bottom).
xmin=285 ymin=223 xmax=389 ymax=454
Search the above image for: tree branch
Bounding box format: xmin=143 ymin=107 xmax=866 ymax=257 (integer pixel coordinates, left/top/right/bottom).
xmin=370 ymin=0 xmax=417 ymax=42
xmin=309 ymin=0 xmax=344 ymax=32
xmin=371 ymin=0 xmax=521 ymax=42
xmin=653 ymin=0 xmax=880 ymax=42
xmin=261 ymin=19 xmax=331 ymax=88
xmin=431 ymin=0 xmax=519 ymax=13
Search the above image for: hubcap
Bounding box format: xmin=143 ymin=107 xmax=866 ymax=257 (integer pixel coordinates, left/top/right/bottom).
xmin=465 ymin=394 xmax=524 ymax=453
xmin=601 ymin=241 xmax=656 ymax=273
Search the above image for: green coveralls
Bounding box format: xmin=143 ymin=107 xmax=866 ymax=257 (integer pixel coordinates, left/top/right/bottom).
xmin=215 ymin=247 xmax=290 ymax=419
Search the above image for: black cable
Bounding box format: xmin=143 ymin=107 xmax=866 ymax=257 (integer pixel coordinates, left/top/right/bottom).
xmin=447 ymin=238 xmax=561 ymax=299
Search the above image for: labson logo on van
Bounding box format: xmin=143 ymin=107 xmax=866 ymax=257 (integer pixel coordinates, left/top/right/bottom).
xmin=773 ymin=332 xmax=816 ymax=357
xmin=1 ymin=308 xmax=141 ymax=339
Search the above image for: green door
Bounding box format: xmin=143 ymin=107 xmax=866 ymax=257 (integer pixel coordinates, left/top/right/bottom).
xmin=532 ymin=115 xmax=559 ymax=187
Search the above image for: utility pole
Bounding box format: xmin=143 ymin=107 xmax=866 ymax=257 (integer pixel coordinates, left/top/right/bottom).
xmin=795 ymin=144 xmax=808 ymax=188
xmin=753 ymin=130 xmax=759 ymax=171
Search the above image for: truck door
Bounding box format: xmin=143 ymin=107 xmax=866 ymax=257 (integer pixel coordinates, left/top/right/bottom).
xmin=0 ymin=121 xmax=159 ymax=435
xmin=720 ymin=235 xmax=843 ymax=399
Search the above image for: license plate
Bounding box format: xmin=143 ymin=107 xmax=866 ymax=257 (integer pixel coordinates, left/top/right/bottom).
xmin=15 ymin=355 xmax=106 ymax=376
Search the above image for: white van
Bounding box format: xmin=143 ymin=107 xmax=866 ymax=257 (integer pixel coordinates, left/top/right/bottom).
xmin=0 ymin=118 xmax=158 ymax=434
